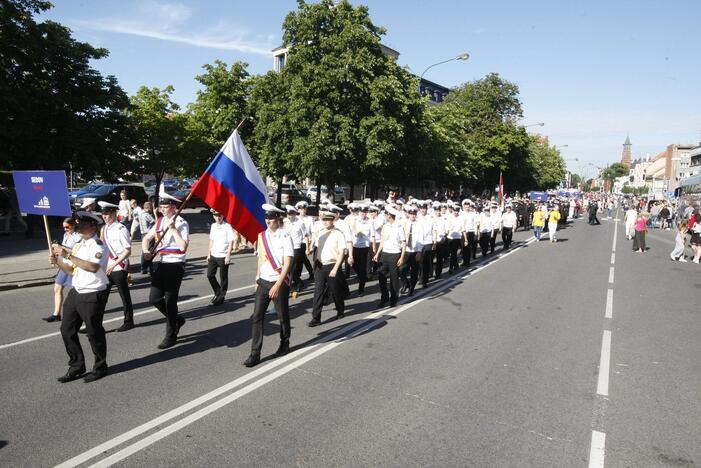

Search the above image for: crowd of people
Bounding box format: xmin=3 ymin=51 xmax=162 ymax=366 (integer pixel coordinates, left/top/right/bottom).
xmin=43 ymin=186 xmax=700 ymax=382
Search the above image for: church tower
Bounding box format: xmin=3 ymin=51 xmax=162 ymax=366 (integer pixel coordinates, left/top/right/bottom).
xmin=621 ymin=135 xmax=632 ymax=167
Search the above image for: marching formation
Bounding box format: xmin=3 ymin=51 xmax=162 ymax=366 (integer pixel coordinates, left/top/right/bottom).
xmin=47 ymin=189 xmax=576 ymax=381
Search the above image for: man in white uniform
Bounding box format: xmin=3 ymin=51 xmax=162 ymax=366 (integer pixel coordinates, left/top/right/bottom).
xmin=207 ymin=209 xmax=235 ymax=306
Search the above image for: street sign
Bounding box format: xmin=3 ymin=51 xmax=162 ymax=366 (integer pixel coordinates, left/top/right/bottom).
xmin=12 ymin=170 xmax=72 ymax=217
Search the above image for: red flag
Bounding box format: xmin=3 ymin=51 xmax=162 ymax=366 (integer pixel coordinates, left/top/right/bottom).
xmin=499 ymin=172 xmax=504 ymax=208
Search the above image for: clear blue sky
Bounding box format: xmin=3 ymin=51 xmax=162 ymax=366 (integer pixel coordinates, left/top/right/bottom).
xmin=43 ymin=0 xmax=701 ymax=178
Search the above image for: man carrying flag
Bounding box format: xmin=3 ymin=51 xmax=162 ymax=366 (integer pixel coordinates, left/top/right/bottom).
xmin=245 ymin=204 xmax=294 ymax=367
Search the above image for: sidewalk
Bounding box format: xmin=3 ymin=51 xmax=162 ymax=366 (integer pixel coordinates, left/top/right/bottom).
xmin=0 ymin=209 xmax=231 ymax=291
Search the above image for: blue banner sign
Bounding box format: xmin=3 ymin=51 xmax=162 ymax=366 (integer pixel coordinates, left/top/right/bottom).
xmin=12 ymin=170 xmax=72 ymax=217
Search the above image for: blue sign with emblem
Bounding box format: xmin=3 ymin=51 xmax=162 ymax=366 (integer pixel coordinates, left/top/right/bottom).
xmin=12 ymin=170 xmax=72 ymax=217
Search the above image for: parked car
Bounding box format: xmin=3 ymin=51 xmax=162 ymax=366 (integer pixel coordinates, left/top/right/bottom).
xmin=72 ymin=184 xmax=148 ymax=210
xmin=306 ymin=185 xmax=345 ymax=204
xmin=171 ymin=189 xmax=209 ymax=209
xmin=69 ymin=183 xmax=104 ymax=200
xmin=268 ymin=188 xmax=311 ymax=207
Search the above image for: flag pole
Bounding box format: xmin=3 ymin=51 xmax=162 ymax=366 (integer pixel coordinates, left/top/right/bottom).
xmin=43 ymin=215 xmax=53 ymax=262
xmin=149 ymin=117 xmax=248 ymax=255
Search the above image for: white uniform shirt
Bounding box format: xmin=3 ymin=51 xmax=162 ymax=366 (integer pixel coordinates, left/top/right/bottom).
xmin=501 ymin=211 xmax=517 ymax=229
xmin=490 ymin=211 xmax=502 ymax=230
xmin=300 ymin=215 xmax=314 ymax=244
xmin=353 ymin=218 xmax=373 ymax=248
xmin=316 ymin=228 xmax=346 ymax=265
xmin=257 ymin=228 xmax=294 ymax=282
xmin=70 ymin=237 xmax=109 ymax=293
xmin=335 ymin=218 xmax=353 ymax=245
xmin=61 ymin=231 xmax=82 ymax=265
xmin=101 ymin=221 xmax=131 ymax=271
xmin=446 ymin=215 xmax=463 ymax=239
xmin=479 ymin=212 xmax=492 ymax=233
xmin=155 ymin=215 xmax=189 ymax=263
xmin=418 ymin=216 xmax=435 ymax=245
xmin=380 ymin=221 xmax=406 ymax=254
xmin=404 ymin=220 xmax=423 ymax=252
xmin=462 ymin=211 xmax=479 ymax=234
xmin=433 ymin=214 xmax=447 ymax=241
xmin=371 ymin=215 xmax=385 ymax=244
xmin=284 ymin=217 xmax=307 ymax=249
xmin=209 ymin=221 xmax=235 ymax=258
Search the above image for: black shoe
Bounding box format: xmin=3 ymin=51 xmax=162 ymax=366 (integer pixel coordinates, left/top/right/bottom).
xmin=212 ymin=296 xmax=225 ymax=306
xmin=83 ymin=370 xmax=108 ymax=383
xmin=407 ymin=289 xmax=415 ymax=297
xmin=357 ymin=290 xmax=364 ymax=297
xmin=78 ymin=327 xmax=87 ymax=334
xmin=243 ymin=354 xmax=260 ymax=367
xmin=336 ymin=312 xmax=345 ymax=320
xmin=157 ymin=336 xmax=176 ymax=349
xmin=400 ymin=286 xmax=408 ymax=294
xmin=57 ymin=367 xmax=86 ymax=383
xmin=43 ymin=315 xmax=61 ymax=322
xmin=174 ymin=316 xmax=185 ymax=336
xmin=116 ymin=321 xmax=134 ymax=332
xmin=274 ymin=341 xmax=290 ymax=357
xmin=389 ymin=301 xmax=397 ymax=308
xmin=307 ymin=319 xmax=321 ymax=328
xmin=377 ymin=300 xmax=388 ymax=308
xmin=209 ymin=296 xmax=217 ymax=304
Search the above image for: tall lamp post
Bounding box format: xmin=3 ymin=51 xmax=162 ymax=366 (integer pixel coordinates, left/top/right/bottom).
xmin=523 ymin=122 xmax=545 ymax=128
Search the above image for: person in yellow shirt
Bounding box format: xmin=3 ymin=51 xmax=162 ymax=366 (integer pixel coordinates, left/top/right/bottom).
xmin=547 ymin=205 xmax=561 ymax=242
xmin=532 ymin=204 xmax=546 ymax=241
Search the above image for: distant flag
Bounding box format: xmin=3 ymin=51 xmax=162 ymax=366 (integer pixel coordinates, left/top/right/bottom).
xmin=498 ymin=172 xmax=504 ymax=209
xmin=190 ymin=129 xmax=269 ymax=243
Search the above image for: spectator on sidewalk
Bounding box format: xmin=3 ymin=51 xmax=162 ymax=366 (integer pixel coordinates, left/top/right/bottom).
xmin=117 ymin=190 xmax=132 ymax=227
xmin=624 ymin=205 xmax=638 ymax=240
xmin=43 ymin=217 xmax=81 ymax=322
xmin=690 ymin=212 xmax=701 ymax=264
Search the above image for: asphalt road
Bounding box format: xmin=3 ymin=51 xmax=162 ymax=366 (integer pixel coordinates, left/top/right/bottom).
xmin=0 ymin=215 xmax=698 ymax=467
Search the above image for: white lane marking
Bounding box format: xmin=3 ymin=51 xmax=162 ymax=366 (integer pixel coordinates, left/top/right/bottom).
xmin=611 ymin=216 xmax=618 ymax=252
xmin=0 ymin=285 xmax=255 ymax=351
xmin=608 ymin=267 xmax=614 ymax=284
xmin=596 ymin=330 xmax=612 ymax=396
xmin=62 ymin=238 xmax=537 ymax=467
xmin=588 ymin=430 xmax=606 ymax=468
xmin=605 ymin=289 xmax=613 ymax=319
xmin=610 ymin=253 xmax=615 ymax=265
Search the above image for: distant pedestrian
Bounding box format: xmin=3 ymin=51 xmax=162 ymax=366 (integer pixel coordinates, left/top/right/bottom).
xmin=624 ymin=206 xmax=637 ymax=240
xmin=117 ymin=190 xmax=131 ymax=227
xmin=670 ymin=221 xmax=688 ymax=262
xmin=532 ymin=204 xmax=545 ymax=241
xmin=632 ymin=212 xmax=647 ymax=253
xmin=690 ymin=213 xmax=701 ymax=263
xmin=548 ymin=205 xmax=561 ymax=243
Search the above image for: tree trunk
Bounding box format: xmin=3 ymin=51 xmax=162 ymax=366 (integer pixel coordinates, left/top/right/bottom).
xmin=349 ymin=184 xmax=355 ymax=202
xmin=316 ymin=180 xmax=321 ymax=207
xmin=276 ymin=177 xmax=283 ymax=207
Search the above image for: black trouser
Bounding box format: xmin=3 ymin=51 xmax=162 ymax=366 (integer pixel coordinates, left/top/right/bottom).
xmin=311 ymin=263 xmax=345 ymax=321
xmin=434 ymin=241 xmax=447 ymax=278
xmin=467 ymin=231 xmax=477 ymax=259
xmin=479 ymin=232 xmax=490 ymax=256
xmin=378 ymin=252 xmax=401 ymax=305
xmin=489 ymin=230 xmax=498 ymax=253
xmin=206 ymin=257 xmax=229 ymax=299
xmin=448 ymin=238 xmax=460 ymax=271
xmin=502 ymin=227 xmax=513 ymax=249
xmin=291 ymin=247 xmax=305 ymax=290
xmin=107 ymin=269 xmax=134 ymax=323
xmin=400 ymin=251 xmax=420 ymax=293
xmin=300 ymin=243 xmax=314 ymax=278
xmin=461 ymin=237 xmax=471 ymax=266
xmin=149 ymin=262 xmax=185 ymax=338
xmin=250 ymin=279 xmax=290 ymax=356
xmin=352 ymin=246 xmax=370 ymax=293
xmin=420 ymin=244 xmax=434 ymax=286
xmin=60 ymin=288 xmax=109 ymax=373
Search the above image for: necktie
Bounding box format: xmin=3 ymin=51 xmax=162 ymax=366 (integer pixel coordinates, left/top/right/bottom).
xmin=408 ymin=223 xmax=413 ymax=247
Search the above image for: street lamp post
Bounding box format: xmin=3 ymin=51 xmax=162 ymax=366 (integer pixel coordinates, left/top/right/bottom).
xmin=419 ymin=52 xmax=470 ymax=84
xmin=523 ymin=122 xmax=545 ymax=128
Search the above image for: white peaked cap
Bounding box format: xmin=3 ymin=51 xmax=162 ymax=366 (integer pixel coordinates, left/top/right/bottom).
xmin=80 ymin=197 xmax=96 ymax=208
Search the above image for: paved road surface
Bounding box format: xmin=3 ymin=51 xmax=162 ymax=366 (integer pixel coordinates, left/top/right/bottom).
xmin=0 ymin=215 xmax=698 ymax=467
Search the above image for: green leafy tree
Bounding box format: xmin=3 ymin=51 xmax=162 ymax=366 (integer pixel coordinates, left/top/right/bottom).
xmin=602 ymin=162 xmax=629 ymax=184
xmin=129 ymin=86 xmax=186 ymax=198
xmin=0 ymin=0 xmax=132 ymax=180
xmin=250 ymin=0 xmax=431 ymax=202
xmin=183 ymin=60 xmax=251 ymax=176
xmin=430 ymin=73 xmax=532 ymax=192
xmin=526 ymin=135 xmax=567 ymax=189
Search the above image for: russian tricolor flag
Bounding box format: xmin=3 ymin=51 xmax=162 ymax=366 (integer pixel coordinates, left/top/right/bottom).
xmin=191 ymin=129 xmax=269 ymax=243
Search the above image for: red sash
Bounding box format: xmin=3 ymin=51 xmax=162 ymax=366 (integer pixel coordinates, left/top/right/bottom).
xmin=100 ymin=225 xmax=129 ymax=269
xmin=155 ymin=217 xmax=186 ymax=256
xmin=259 ymin=231 xmax=289 ymax=285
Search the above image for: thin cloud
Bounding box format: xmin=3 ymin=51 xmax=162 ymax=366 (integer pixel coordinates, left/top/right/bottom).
xmin=72 ymin=19 xmax=274 ymax=56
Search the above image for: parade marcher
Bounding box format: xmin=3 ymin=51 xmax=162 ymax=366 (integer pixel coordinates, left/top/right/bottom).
xmin=548 ymin=205 xmax=561 ymax=243
xmin=51 ymin=211 xmax=110 ymax=383
xmin=489 ymin=204 xmax=501 ymax=253
xmin=308 ymin=210 xmax=347 ymax=326
xmin=369 ymin=203 xmax=384 ymax=277
xmin=44 ymin=217 xmax=81 ymax=322
xmin=461 ymin=201 xmax=478 ymax=263
xmin=417 ymin=201 xmax=436 ymax=287
xmin=588 ymin=201 xmax=601 ymax=225
xmin=207 ymin=209 xmax=235 ymax=306
xmin=501 ymin=204 xmax=517 ymax=249
xmin=295 ymin=201 xmax=315 ymax=281
xmin=98 ymin=201 xmax=135 ymax=332
xmin=141 ymin=192 xmax=189 ymax=349
xmin=136 ymin=201 xmax=156 ymax=273
xmin=433 ymin=202 xmax=448 ymax=279
xmin=284 ymin=205 xmax=309 ymax=293
xmin=245 ymin=204 xmax=294 ymax=367
xmin=478 ymin=206 xmax=492 ymax=256
xmin=351 ymin=204 xmax=374 ymax=296
xmin=81 ymin=197 xmax=98 ymax=213
xmin=373 ymin=206 xmax=406 ymax=308
xmin=328 ymin=204 xmax=352 ymax=297
xmin=445 ymin=204 xmax=462 ymax=273
xmin=400 ymin=205 xmax=423 ymax=296
xmin=532 ymin=204 xmax=545 ymax=241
